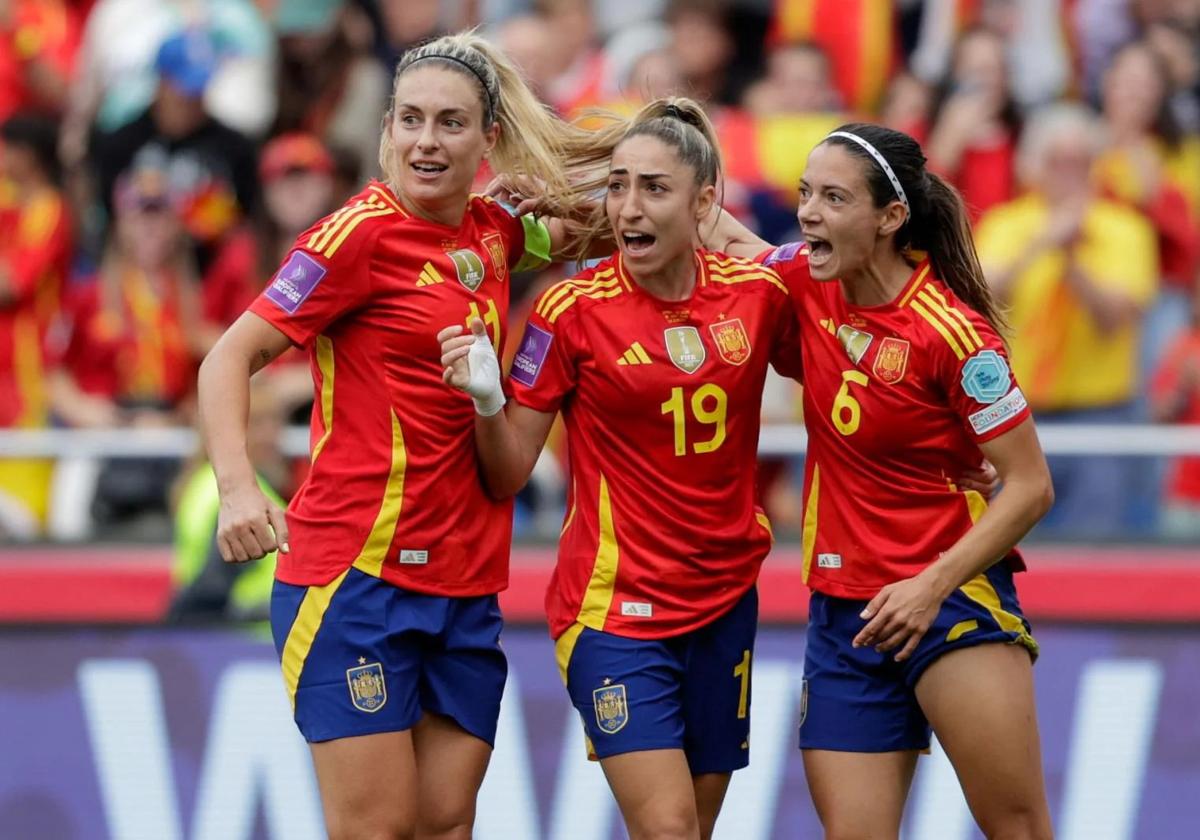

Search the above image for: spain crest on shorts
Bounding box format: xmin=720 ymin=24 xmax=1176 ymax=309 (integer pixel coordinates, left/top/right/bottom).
xmin=709 ymin=317 xmax=751 ymax=366
xmin=346 ymin=662 xmax=387 ymax=713
xmin=593 ymin=684 xmax=629 ymax=734
xmin=664 ymin=326 xmax=706 ymax=374
xmin=482 ymin=232 xmax=507 ymax=283
xmin=448 ymin=248 xmax=486 ymax=292
xmin=872 ymin=337 xmax=910 ymax=384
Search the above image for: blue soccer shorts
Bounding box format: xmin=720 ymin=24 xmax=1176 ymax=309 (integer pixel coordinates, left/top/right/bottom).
xmin=799 ymin=562 xmax=1038 ymax=753
xmin=555 ymin=586 xmax=758 ymax=774
xmin=270 ymin=567 xmax=507 ymax=745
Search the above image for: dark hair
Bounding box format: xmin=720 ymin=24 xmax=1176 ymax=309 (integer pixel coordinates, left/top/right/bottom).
xmin=823 ymin=122 xmax=1007 ymax=336
xmin=0 ymin=114 xmax=61 ymax=184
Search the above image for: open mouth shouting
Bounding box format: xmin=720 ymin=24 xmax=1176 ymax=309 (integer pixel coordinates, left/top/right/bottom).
xmin=410 ymin=160 xmax=449 ymax=179
xmin=804 ymin=233 xmax=834 ymax=270
xmin=621 ymin=230 xmax=657 ymax=257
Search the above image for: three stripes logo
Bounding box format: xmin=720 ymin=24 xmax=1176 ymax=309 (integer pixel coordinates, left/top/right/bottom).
xmin=616 ymin=341 xmax=652 ymax=366
xmin=416 ymin=262 xmax=444 ymax=287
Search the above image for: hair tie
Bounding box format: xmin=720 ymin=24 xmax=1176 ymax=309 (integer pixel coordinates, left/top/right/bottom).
xmin=408 ymin=53 xmax=497 ymax=122
xmin=826 ymin=131 xmax=909 ymax=216
xmin=662 ymin=103 xmax=686 ymax=122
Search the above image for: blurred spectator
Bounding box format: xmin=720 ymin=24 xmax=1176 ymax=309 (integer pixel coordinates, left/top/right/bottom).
xmin=270 ymin=0 xmax=388 ymax=184
xmin=1094 ymin=39 xmax=1200 ymax=377
xmin=537 ymin=0 xmax=606 ymax=115
xmin=976 ymin=103 xmax=1159 ymax=535
xmin=1146 ymin=19 xmax=1200 ymax=133
xmin=910 ymin=0 xmax=1068 ymax=108
xmin=1150 ymin=278 xmax=1200 ymax=540
xmin=768 ymin=0 xmax=895 ymax=113
xmin=89 ymin=27 xmax=260 ymax=269
xmin=50 ymin=157 xmax=205 ymax=534
xmin=879 ymin=70 xmax=934 ymax=136
xmin=0 ymin=0 xmax=82 ymax=122
xmin=60 ymin=0 xmax=274 ymax=173
xmin=493 ymin=13 xmax=556 ymax=100
xmin=923 ymin=27 xmax=1022 ymax=220
xmin=0 ymin=114 xmax=72 ymax=539
xmin=1070 ymin=0 xmax=1141 ymax=101
xmin=742 ymin=41 xmax=840 ymax=116
xmin=168 ymin=378 xmax=287 ymax=622
xmin=667 ymin=0 xmax=737 ymax=105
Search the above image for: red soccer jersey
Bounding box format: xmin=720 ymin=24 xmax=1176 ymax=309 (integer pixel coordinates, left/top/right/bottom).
xmin=250 ymin=180 xmax=547 ymax=594
xmin=761 ymin=243 xmax=1031 ymax=600
xmin=509 ymin=249 xmax=803 ymax=640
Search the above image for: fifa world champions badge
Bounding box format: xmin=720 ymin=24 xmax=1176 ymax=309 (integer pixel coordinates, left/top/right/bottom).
xmin=448 ymin=248 xmax=487 ymax=292
xmin=593 ymin=683 xmax=629 ymax=734
xmin=709 ymin=318 xmax=752 ymax=366
xmin=664 ymin=326 xmax=707 ymax=374
xmin=346 ymin=662 xmax=387 ymax=713
xmin=873 ymin=337 xmax=911 ymax=384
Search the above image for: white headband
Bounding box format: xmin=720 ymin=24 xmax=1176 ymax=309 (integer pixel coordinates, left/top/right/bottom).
xmin=826 ymin=131 xmax=909 ymax=215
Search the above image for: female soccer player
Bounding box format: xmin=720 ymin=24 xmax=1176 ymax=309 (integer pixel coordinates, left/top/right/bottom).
xmin=707 ymin=123 xmax=1056 ymax=840
xmin=198 ymin=33 xmax=582 ymax=840
xmin=439 ymin=97 xmax=803 ymax=840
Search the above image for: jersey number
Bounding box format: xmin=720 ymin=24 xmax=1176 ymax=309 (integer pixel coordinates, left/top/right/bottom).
xmin=466 ymin=298 xmax=501 ymax=353
xmin=661 ymin=384 xmax=727 ymax=456
xmin=733 ymin=649 xmax=751 ymax=719
xmin=832 ymin=370 xmax=869 ymax=436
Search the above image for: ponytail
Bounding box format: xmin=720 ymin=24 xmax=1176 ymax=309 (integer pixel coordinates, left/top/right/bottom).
xmin=380 ymin=31 xmax=587 ymax=216
xmin=561 ymin=96 xmax=723 ymax=260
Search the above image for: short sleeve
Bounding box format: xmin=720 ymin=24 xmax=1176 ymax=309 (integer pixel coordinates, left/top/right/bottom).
xmin=247 ymin=221 xmax=380 ymax=348
xmin=939 ymin=319 xmax=1032 ymax=443
xmin=768 ymin=288 xmax=804 ymax=382
xmin=507 ymin=299 xmax=578 ymax=414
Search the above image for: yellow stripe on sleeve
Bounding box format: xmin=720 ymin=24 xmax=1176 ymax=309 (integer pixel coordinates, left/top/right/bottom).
xmin=916 ymin=288 xmax=980 ymax=352
xmin=307 ymin=201 xmax=367 ymax=251
xmin=546 ymin=282 xmax=624 ymax=324
xmin=281 ymin=568 xmax=351 ymax=709
xmin=801 ymin=464 xmax=820 ymax=583
xmin=922 ymin=285 xmax=984 ymax=349
xmin=322 ymin=207 xmax=394 ymax=258
xmin=536 ymin=269 xmax=616 ymax=318
xmin=575 ymin=473 xmax=620 ymax=630
xmin=756 ymin=511 xmax=774 ymax=544
xmin=911 ymin=299 xmax=966 ymax=360
xmin=311 ymin=336 xmax=335 ymax=464
xmin=351 ymin=409 xmax=407 ymax=577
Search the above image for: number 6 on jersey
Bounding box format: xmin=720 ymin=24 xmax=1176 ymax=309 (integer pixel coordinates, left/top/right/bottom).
xmin=832 ymin=370 xmax=869 ymax=436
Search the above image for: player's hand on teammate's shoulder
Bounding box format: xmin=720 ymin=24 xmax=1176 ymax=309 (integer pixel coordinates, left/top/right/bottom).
xmin=216 ymin=482 xmax=289 ymax=564
xmin=957 ymin=459 xmax=1000 ymax=499
xmin=853 ymin=572 xmax=947 ymax=662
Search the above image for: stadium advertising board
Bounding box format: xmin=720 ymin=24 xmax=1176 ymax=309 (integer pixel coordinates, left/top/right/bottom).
xmin=0 ymin=626 xmax=1195 ymax=839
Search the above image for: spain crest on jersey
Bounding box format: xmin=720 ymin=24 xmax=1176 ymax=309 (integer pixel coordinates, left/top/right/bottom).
xmin=873 ymin=337 xmax=910 ymax=384
xmin=448 ymin=248 xmax=486 ymax=292
xmin=482 ymin=232 xmax=507 ymax=283
xmin=709 ymin=318 xmax=751 ymax=366
xmin=593 ymin=684 xmax=629 ymax=734
xmin=346 ymin=662 xmax=387 ymax=713
xmin=836 ymin=324 xmax=874 ymax=364
xmin=664 ymin=326 xmax=706 ymax=374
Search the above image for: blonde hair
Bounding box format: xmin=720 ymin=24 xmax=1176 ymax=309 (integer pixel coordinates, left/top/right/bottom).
xmin=561 ymin=96 xmax=723 ymax=260
xmin=379 ymin=31 xmax=583 ymax=214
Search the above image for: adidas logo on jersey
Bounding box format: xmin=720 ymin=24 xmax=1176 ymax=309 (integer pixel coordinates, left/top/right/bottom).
xmin=616 ymin=341 xmax=652 ymax=366
xmin=416 ymin=262 xmax=444 ymax=287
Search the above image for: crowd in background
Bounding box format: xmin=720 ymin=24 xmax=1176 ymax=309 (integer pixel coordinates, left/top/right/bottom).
xmin=0 ymin=0 xmax=1199 ymax=548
